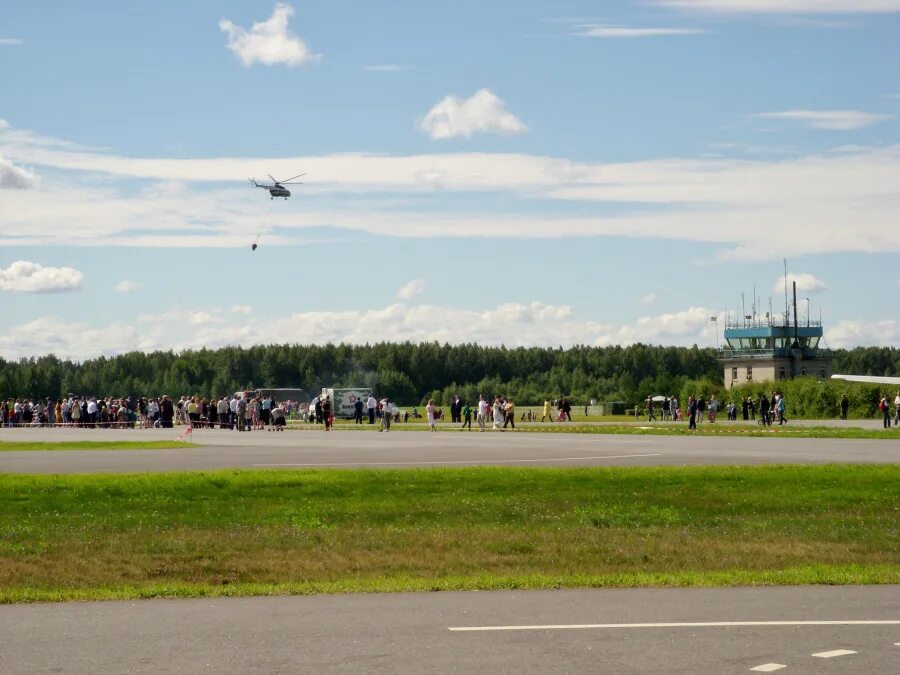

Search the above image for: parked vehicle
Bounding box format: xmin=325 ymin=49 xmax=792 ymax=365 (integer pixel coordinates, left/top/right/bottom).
xmin=320 ymin=387 xmax=373 ymax=419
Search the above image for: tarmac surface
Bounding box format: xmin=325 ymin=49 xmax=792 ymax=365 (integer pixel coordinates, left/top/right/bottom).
xmin=1 ymin=586 xmax=897 ymax=673
xmin=0 ymin=425 xmax=898 ymax=474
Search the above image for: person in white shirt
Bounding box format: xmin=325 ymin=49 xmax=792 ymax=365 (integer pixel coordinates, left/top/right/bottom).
xmin=492 ymin=396 xmax=504 ymax=431
xmin=426 ymin=399 xmax=436 ymax=432
xmin=366 ymin=395 xmax=377 ymax=424
xmin=87 ymin=398 xmax=98 ymax=427
xmin=379 ymin=397 xmax=393 ymax=432
xmin=476 ymin=395 xmax=489 ymax=432
xmin=894 ymin=391 xmax=900 ymax=426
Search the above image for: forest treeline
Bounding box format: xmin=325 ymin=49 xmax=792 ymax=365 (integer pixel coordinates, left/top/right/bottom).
xmin=1 ymin=343 xmax=898 ymax=409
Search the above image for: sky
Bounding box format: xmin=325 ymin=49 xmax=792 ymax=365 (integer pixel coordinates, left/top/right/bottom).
xmin=1 ymin=0 xmax=899 ymax=360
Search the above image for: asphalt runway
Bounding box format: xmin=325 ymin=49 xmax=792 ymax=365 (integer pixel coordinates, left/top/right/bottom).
xmin=1 ymin=586 xmax=897 ymax=673
xmin=1 ymin=426 xmax=898 ymax=473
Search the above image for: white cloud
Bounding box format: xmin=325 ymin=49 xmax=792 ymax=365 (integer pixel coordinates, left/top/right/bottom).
xmin=230 ymin=305 xmax=253 ymax=314
xmin=773 ymin=273 xmax=829 ymax=295
xmin=364 ymin=64 xmax=410 ymax=72
xmin=0 ymin=261 xmax=84 ymax=293
xmin=0 ymin=38 xmax=24 ymax=45
xmin=396 ymin=279 xmax=426 ymax=300
xmin=640 ymin=293 xmax=657 ymax=304
xmin=755 ymin=109 xmax=894 ymax=130
xmin=0 ymin=302 xmax=724 ymax=360
xmin=828 ymin=319 xmax=900 ymax=348
xmin=0 ymin=157 xmax=36 ymax=188
xmin=657 ymin=1 xmax=900 ymax=13
xmin=575 ymin=25 xmax=706 ymax=37
xmin=114 ymin=280 xmax=139 ymax=293
xmin=419 ymin=89 xmax=527 ymax=140
xmin=3 ymin=120 xmax=900 ymax=260
xmin=219 ymin=3 xmax=321 ymax=67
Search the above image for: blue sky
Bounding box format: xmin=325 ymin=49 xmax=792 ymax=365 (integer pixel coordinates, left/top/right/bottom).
xmin=1 ymin=0 xmax=899 ymax=359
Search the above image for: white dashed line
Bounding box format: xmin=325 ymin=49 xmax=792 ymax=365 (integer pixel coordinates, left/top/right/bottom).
xmin=448 ymin=620 xmax=900 ymax=632
xmin=253 ymin=453 xmax=663 ymax=467
xmin=750 ymin=664 xmax=786 ymax=673
xmin=812 ymin=649 xmax=856 ymax=658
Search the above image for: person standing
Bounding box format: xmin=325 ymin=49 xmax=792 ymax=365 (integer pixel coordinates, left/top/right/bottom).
xmin=880 ymin=394 xmax=891 ymax=428
xmin=840 ymin=393 xmax=850 ymax=420
xmin=541 ymin=399 xmax=551 ymax=422
xmin=759 ymin=394 xmax=770 ymax=426
xmin=367 ymin=394 xmax=377 ymax=425
xmin=688 ymin=395 xmax=697 ymax=430
xmin=741 ymin=397 xmax=749 ymax=421
xmin=426 ymin=399 xmax=437 ymax=432
xmin=160 ymin=395 xmax=174 ymax=428
xmin=708 ymin=394 xmax=718 ymax=423
xmin=322 ymin=395 xmax=333 ymax=431
xmin=380 ymin=396 xmax=393 ymax=432
xmin=894 ymin=390 xmax=900 ymax=426
xmin=647 ymin=398 xmax=657 ymax=422
xmin=492 ymin=396 xmax=504 ymax=431
xmin=477 ymin=395 xmax=488 ymax=432
xmin=354 ymin=396 xmax=364 ymax=424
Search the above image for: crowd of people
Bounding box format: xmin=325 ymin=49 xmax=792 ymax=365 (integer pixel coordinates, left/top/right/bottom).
xmin=644 ymin=391 xmax=791 ymax=428
xmin=3 ymin=390 xmax=898 ymax=430
xmin=0 ymin=393 xmax=302 ymax=430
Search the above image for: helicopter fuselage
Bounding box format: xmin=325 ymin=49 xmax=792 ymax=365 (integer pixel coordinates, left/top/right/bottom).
xmin=269 ymin=187 xmax=291 ymax=198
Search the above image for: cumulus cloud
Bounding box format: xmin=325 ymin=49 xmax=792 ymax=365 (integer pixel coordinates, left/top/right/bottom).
xmin=114 ymin=280 xmax=139 ymax=293
xmin=828 ymin=319 xmax=900 ymax=348
xmin=657 ymin=0 xmax=900 ymax=13
xmin=230 ymin=304 xmax=253 ymax=314
xmin=0 ymin=261 xmax=84 ymax=293
xmin=219 ymin=3 xmax=321 ymax=67
xmin=640 ymin=293 xmax=658 ymax=304
xmin=773 ymin=273 xmax=829 ymax=294
xmin=755 ymin=109 xmax=894 ymax=130
xmin=575 ymin=25 xmax=706 ymax=37
xmin=0 ymin=302 xmax=724 ymax=360
xmin=396 ymin=279 xmax=426 ymax=300
xmin=0 ymin=157 xmax=36 ymax=188
xmin=419 ymin=89 xmax=527 ymax=140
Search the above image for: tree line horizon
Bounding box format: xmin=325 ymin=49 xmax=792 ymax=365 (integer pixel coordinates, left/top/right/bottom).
xmin=1 ymin=342 xmax=897 ymax=410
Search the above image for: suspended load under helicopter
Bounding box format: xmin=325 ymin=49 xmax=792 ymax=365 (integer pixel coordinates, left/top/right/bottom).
xmin=249 ymin=173 xmax=305 ymax=200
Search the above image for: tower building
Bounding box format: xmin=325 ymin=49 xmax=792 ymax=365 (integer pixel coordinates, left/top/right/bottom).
xmin=719 ymin=282 xmax=832 ymax=390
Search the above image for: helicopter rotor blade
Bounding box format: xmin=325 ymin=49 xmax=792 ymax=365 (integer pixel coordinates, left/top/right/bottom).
xmin=267 ymin=174 xmax=278 ymax=184
xmin=279 ymin=173 xmax=306 ymax=183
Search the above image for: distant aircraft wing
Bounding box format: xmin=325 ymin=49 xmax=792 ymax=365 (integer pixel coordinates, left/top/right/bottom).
xmin=831 ymin=374 xmax=900 ymax=386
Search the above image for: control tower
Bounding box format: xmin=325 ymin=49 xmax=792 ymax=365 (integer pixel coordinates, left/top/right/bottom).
xmin=719 ymin=283 xmax=832 ymax=390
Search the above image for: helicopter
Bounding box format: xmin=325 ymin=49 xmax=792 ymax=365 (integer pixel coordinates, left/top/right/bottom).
xmin=249 ymin=173 xmax=305 ymax=199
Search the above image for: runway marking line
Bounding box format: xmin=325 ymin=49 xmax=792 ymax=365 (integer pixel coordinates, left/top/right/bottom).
xmin=811 ymin=649 xmax=856 ymax=658
xmin=448 ymin=620 xmax=900 ymax=632
xmin=253 ymin=453 xmax=663 ymax=468
xmin=750 ymin=664 xmax=786 ymax=673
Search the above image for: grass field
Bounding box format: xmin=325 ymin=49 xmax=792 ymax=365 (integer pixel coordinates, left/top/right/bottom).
xmin=0 ymin=440 xmax=193 ymax=452
xmin=1 ymin=465 xmax=897 ymax=602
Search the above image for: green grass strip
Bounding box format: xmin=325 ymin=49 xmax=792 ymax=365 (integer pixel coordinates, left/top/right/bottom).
xmin=1 ymin=465 xmax=898 ymax=603
xmin=0 ymin=440 xmax=193 ymax=452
